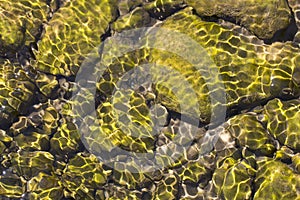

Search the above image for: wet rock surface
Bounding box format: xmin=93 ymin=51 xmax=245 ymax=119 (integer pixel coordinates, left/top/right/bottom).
xmin=185 ymin=0 xmax=292 ymax=40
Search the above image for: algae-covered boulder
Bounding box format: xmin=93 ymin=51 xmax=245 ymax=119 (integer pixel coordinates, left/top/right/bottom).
xmin=33 ymin=0 xmax=117 ymax=76
xmin=288 ymin=0 xmax=300 ymax=44
xmin=0 ymin=0 xmax=49 ymax=56
xmin=26 ymin=172 xmax=64 ymax=199
xmin=227 ymin=113 xmax=276 ymax=156
xmin=111 ymin=7 xmax=156 ymax=33
xmin=1 ymin=0 xmax=300 ymax=199
xmin=0 ymin=173 xmax=25 ymax=199
xmin=62 ymin=152 xmax=112 ymax=199
xmin=185 ymin=0 xmax=291 ymax=39
xmin=212 ymin=156 xmax=255 ymax=200
xmin=0 ymin=60 xmax=36 ymax=128
xmin=9 ymin=150 xmax=55 ymax=179
xmin=50 ymin=120 xmax=83 ymax=157
xmin=254 ymin=158 xmax=300 ymax=200
xmin=263 ymin=98 xmax=300 ymax=151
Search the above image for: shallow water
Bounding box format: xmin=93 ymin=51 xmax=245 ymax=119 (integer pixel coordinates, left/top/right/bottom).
xmin=0 ymin=0 xmax=300 ymax=199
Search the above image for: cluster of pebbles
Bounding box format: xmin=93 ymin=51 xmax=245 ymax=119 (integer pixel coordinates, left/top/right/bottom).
xmin=0 ymin=0 xmax=300 ymax=199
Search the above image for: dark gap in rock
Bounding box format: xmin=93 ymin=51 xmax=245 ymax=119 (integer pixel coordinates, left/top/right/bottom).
xmin=167 ymin=109 xmax=209 ymax=128
xmin=250 ymin=172 xmax=257 ymax=200
xmin=263 ymin=15 xmax=298 ymax=44
xmin=101 ymin=27 xmax=113 ymax=42
xmin=146 ymin=3 xmax=187 ymax=20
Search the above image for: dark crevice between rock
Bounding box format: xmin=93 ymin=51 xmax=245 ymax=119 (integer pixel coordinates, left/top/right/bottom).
xmin=250 ymin=171 xmax=257 ymax=200
xmin=165 ymin=91 xmax=300 ymax=131
xmin=167 ymin=109 xmax=208 ymax=128
xmin=50 ymin=0 xmax=65 ymax=13
xmin=175 ymin=181 xmax=183 ymax=200
xmin=0 ymin=95 xmax=40 ymax=131
xmin=101 ymin=26 xmax=113 ymax=42
xmin=146 ymin=3 xmax=188 ymax=21
xmin=264 ymin=0 xmax=298 ymax=44
xmin=167 ymin=99 xmax=266 ymax=131
xmin=263 ymin=15 xmax=298 ymax=45
xmin=192 ymin=9 xmax=220 ymax=23
xmin=228 ymin=90 xmax=300 ymax=117
xmin=227 ymin=97 xmax=275 ymax=117
xmin=285 ymin=0 xmax=300 ymax=46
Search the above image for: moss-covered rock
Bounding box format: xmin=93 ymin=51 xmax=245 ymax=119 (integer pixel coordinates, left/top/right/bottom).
xmin=50 ymin=120 xmax=83 ymax=157
xmin=227 ymin=113 xmax=276 ymax=156
xmin=0 ymin=173 xmax=25 ymax=198
xmin=9 ymin=150 xmax=55 ymax=179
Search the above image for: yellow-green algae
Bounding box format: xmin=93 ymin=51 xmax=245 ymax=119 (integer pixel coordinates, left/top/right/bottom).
xmin=153 ymin=8 xmax=300 ymax=120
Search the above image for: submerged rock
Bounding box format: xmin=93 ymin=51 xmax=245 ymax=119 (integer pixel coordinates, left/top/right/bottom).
xmin=185 ymin=0 xmax=291 ymax=39
xmin=254 ymin=158 xmax=300 ymax=199
xmin=62 ymin=152 xmax=112 ymax=199
xmin=263 ymin=98 xmax=300 ymax=151
xmin=1 ymin=0 xmax=300 ymax=199
xmin=0 ymin=0 xmax=49 ymax=57
xmin=33 ymin=0 xmax=118 ymax=76
xmin=288 ymin=0 xmax=300 ymax=44
xmin=26 ymin=172 xmax=64 ymax=199
xmin=0 ymin=60 xmax=37 ymax=129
